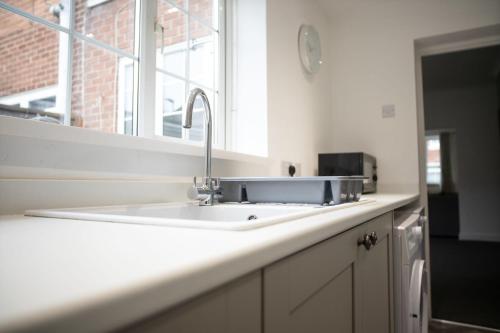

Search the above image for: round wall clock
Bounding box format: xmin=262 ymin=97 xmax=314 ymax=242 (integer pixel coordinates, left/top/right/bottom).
xmin=298 ymin=24 xmax=322 ymax=74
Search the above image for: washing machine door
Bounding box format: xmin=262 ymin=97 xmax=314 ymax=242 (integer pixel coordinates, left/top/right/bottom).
xmin=409 ymin=259 xmax=428 ymax=333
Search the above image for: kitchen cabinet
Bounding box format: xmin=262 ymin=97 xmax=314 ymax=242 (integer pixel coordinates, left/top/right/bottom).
xmin=264 ymin=212 xmax=393 ymax=333
xmin=354 ymin=212 xmax=394 ymax=333
xmin=121 ymin=212 xmax=393 ymax=333
xmin=122 ymin=271 xmax=261 ymax=333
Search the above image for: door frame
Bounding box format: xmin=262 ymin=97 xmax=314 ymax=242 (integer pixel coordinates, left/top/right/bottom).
xmin=413 ymin=23 xmax=500 ymax=323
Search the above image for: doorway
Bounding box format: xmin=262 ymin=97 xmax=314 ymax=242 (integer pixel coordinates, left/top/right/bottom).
xmin=417 ymin=37 xmax=500 ymax=330
xmin=424 ymin=131 xmax=460 ymax=238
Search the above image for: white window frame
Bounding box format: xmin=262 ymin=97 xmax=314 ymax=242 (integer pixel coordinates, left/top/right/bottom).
xmin=117 ymin=58 xmax=135 ymax=135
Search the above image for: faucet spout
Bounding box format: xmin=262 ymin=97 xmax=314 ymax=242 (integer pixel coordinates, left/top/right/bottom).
xmin=184 ymin=88 xmax=219 ymax=205
xmin=184 ymin=88 xmax=212 ymax=180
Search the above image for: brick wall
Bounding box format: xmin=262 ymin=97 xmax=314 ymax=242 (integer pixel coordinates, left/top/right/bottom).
xmin=0 ymin=0 xmax=213 ymax=133
xmin=0 ymin=0 xmax=59 ymax=96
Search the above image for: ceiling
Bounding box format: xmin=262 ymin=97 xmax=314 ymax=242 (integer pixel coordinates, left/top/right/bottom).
xmin=422 ymin=44 xmax=500 ymax=91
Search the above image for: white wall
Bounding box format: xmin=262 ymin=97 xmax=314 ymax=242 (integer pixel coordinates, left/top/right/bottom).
xmin=267 ymin=0 xmax=332 ymax=176
xmin=233 ymin=0 xmax=333 ymax=165
xmin=424 ymin=83 xmax=500 ymax=242
xmin=321 ymin=0 xmax=500 ymax=192
xmin=231 ymin=0 xmax=268 ymax=156
xmin=0 ymin=0 xmax=333 ymax=214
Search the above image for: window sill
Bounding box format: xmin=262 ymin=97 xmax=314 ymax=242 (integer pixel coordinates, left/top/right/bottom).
xmin=0 ymin=116 xmax=269 ymax=165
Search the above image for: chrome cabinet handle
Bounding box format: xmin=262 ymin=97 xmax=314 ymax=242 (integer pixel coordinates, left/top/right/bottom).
xmin=358 ymin=234 xmax=373 ymax=250
xmin=358 ymin=232 xmax=378 ymax=250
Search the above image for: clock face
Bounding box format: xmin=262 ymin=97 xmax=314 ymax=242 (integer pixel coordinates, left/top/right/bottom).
xmin=298 ymin=25 xmax=322 ymax=74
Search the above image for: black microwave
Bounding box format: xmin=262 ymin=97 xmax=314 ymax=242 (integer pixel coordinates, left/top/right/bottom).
xmin=318 ymin=153 xmax=377 ymax=193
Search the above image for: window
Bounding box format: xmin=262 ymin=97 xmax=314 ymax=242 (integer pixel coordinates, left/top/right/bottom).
xmin=426 ymin=135 xmax=442 ymax=187
xmin=0 ymin=0 xmax=139 ymax=133
xmin=0 ymin=1 xmax=264 ymax=156
xmin=1 ymin=0 xmax=226 ymax=145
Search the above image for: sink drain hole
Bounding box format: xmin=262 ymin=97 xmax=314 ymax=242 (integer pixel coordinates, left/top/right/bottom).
xmin=247 ymin=215 xmax=258 ymax=220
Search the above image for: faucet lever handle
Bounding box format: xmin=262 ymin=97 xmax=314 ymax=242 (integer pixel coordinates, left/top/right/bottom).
xmin=188 ymin=177 xmax=200 ymax=200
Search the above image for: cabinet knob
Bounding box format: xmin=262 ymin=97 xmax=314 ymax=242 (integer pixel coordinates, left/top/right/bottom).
xmin=369 ymin=232 xmax=378 ymax=245
xmin=358 ymin=234 xmax=373 ymax=250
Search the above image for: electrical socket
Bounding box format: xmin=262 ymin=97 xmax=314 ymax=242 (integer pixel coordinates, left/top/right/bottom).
xmin=281 ymin=161 xmax=301 ymax=177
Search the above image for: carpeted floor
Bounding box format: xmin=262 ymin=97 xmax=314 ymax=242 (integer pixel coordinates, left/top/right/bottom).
xmin=430 ymin=237 xmax=500 ymax=330
xmin=429 ymin=320 xmax=496 ymax=333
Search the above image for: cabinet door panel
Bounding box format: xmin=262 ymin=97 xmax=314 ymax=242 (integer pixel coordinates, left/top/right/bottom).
xmin=264 ymin=228 xmax=358 ymax=333
xmin=291 ymin=265 xmax=353 ymax=333
xmin=122 ymin=271 xmax=261 ymax=333
xmin=355 ymin=212 xmax=394 ymax=333
xmin=287 ymin=229 xmax=357 ymax=310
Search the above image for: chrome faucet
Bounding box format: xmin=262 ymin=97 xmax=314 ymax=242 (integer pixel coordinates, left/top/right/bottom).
xmin=183 ymin=88 xmax=220 ymax=205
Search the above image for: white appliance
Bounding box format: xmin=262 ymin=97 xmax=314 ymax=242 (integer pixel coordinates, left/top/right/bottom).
xmin=394 ymin=208 xmax=429 ymax=333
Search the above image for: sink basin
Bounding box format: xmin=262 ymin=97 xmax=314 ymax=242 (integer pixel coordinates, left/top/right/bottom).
xmin=26 ymin=200 xmax=373 ymax=231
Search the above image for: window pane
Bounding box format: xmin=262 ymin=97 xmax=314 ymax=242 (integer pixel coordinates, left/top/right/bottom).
xmin=187 ymin=84 xmax=215 ymax=143
xmin=157 ymin=0 xmax=187 ymax=77
xmin=1 ymin=0 xmax=66 ymax=27
xmin=74 ymin=0 xmax=136 ymax=54
xmin=189 ymin=0 xmax=218 ymax=30
xmin=187 ymin=111 xmax=205 ymax=141
xmin=156 ymin=72 xmax=185 ymax=137
xmin=163 ymin=113 xmax=182 ymax=138
xmin=189 ymin=18 xmax=217 ymax=89
xmin=0 ymin=9 xmax=63 ymax=124
xmin=71 ymin=38 xmax=136 ymax=134
xmin=29 ymin=96 xmax=56 ymax=110
xmin=426 ymin=136 xmax=442 ymax=185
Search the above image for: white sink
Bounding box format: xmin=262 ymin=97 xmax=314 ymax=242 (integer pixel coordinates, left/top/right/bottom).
xmin=25 ymin=200 xmax=373 ymax=231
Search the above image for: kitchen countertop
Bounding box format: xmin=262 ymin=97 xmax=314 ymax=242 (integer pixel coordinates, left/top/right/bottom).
xmin=0 ymin=193 xmax=418 ymax=332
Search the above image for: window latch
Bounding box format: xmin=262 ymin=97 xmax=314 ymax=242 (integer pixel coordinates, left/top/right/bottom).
xmin=154 ymin=21 xmax=165 ymax=54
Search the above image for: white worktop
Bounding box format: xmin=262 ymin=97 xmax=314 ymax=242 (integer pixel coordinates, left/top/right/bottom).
xmin=0 ymin=193 xmax=418 ymax=332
